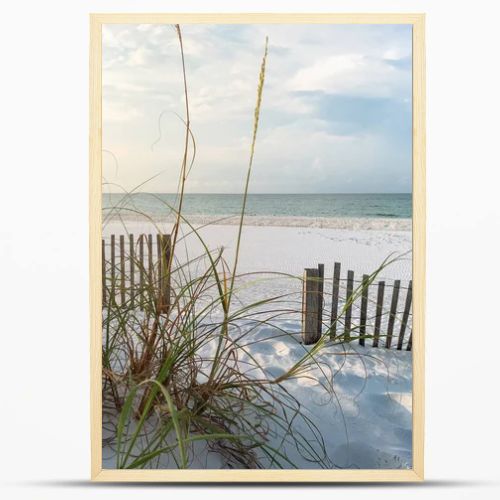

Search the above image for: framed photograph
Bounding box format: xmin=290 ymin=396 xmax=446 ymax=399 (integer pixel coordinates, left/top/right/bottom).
xmin=90 ymin=13 xmax=425 ymax=482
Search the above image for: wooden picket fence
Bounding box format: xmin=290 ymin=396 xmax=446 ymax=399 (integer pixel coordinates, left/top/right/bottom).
xmin=302 ymin=263 xmax=412 ymax=351
xmin=101 ymin=234 xmax=412 ymax=351
xmin=101 ymin=233 xmax=172 ymax=312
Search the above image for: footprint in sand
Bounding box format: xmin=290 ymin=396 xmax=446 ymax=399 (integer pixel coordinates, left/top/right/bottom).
xmin=296 ymin=376 xmax=320 ymax=387
xmin=273 ymin=341 xmax=291 ymax=357
xmin=333 ymin=442 xmax=410 ymax=469
xmin=264 ymin=365 xmax=285 ymax=379
xmin=367 ymin=393 xmax=412 ymax=427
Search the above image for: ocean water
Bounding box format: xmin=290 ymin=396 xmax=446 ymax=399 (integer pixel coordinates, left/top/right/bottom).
xmin=103 ymin=193 xmax=411 ymax=219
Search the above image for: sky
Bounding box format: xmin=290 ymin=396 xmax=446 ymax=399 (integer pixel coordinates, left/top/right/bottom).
xmin=102 ymin=23 xmax=412 ymax=194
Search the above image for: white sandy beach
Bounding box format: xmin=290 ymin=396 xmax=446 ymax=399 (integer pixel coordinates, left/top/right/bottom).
xmin=103 ymin=339 xmax=412 ymax=470
xmin=103 ymin=217 xmax=412 ymax=279
xmin=102 ymin=217 xmax=413 ymax=469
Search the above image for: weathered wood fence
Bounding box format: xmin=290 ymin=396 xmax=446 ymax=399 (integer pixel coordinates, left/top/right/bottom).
xmin=102 ymin=233 xmax=172 ymax=312
xmin=302 ymin=263 xmax=412 ymax=351
xmin=102 ymin=234 xmax=412 ymax=351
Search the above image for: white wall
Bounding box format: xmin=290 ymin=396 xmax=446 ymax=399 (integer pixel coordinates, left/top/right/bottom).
xmin=1 ymin=1 xmax=499 ymax=498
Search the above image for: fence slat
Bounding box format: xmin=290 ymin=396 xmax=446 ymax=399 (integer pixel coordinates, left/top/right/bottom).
xmin=110 ymin=234 xmax=115 ymax=305
xmin=406 ymin=330 xmax=413 ymax=351
xmin=302 ymin=268 xmax=320 ymax=345
xmin=147 ymin=234 xmax=153 ymax=288
xmin=344 ymin=270 xmax=354 ymax=341
xmin=317 ymin=263 xmax=324 ymax=337
xmin=373 ymin=281 xmax=385 ymax=347
xmin=156 ymin=234 xmax=162 ymax=301
xmin=120 ymin=235 xmax=126 ymax=305
xmin=129 ymin=234 xmax=135 ymax=307
xmin=330 ymin=262 xmax=341 ymax=340
xmin=159 ymin=234 xmax=171 ymax=313
xmin=102 ymin=239 xmax=107 ymax=307
xmin=397 ymin=280 xmax=413 ymax=350
xmin=359 ymin=274 xmax=369 ymax=346
xmin=139 ymin=235 xmax=144 ymax=310
xmin=385 ymin=280 xmax=401 ymax=348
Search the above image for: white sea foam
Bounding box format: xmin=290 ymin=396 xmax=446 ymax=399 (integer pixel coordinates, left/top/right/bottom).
xmin=103 ymin=213 xmax=411 ymax=231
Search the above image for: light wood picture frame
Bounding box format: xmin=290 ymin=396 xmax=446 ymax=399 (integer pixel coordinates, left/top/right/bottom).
xmin=90 ymin=12 xmax=425 ymax=482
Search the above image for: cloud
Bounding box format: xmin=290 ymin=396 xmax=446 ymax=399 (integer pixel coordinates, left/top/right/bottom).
xmin=102 ymin=24 xmax=412 ymax=193
xmin=287 ymin=53 xmax=410 ymax=98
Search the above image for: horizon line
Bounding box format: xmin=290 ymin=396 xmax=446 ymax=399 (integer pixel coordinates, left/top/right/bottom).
xmin=103 ymin=192 xmax=412 ymax=195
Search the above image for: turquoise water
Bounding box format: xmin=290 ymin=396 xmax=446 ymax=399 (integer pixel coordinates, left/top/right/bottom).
xmin=103 ymin=193 xmax=412 ymax=219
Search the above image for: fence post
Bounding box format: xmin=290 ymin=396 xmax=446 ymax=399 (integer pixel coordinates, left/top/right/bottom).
xmin=120 ymin=235 xmax=125 ymax=305
xmin=344 ymin=270 xmax=354 ymax=341
xmin=359 ymin=274 xmax=369 ymax=346
xmin=385 ymin=280 xmax=401 ymax=348
xmin=159 ymin=234 xmax=171 ymax=314
xmin=317 ymin=263 xmax=324 ymax=337
xmin=302 ymin=268 xmax=320 ymax=345
xmin=330 ymin=262 xmax=341 ymax=340
xmin=139 ymin=235 xmax=144 ymax=310
xmin=406 ymin=330 xmax=413 ymax=351
xmin=397 ymin=280 xmax=412 ymax=350
xmin=156 ymin=234 xmax=162 ymax=297
xmin=373 ymin=281 xmax=385 ymax=347
xmin=110 ymin=234 xmax=115 ymax=305
xmin=129 ymin=233 xmax=135 ymax=307
xmin=147 ymin=234 xmax=153 ymax=290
